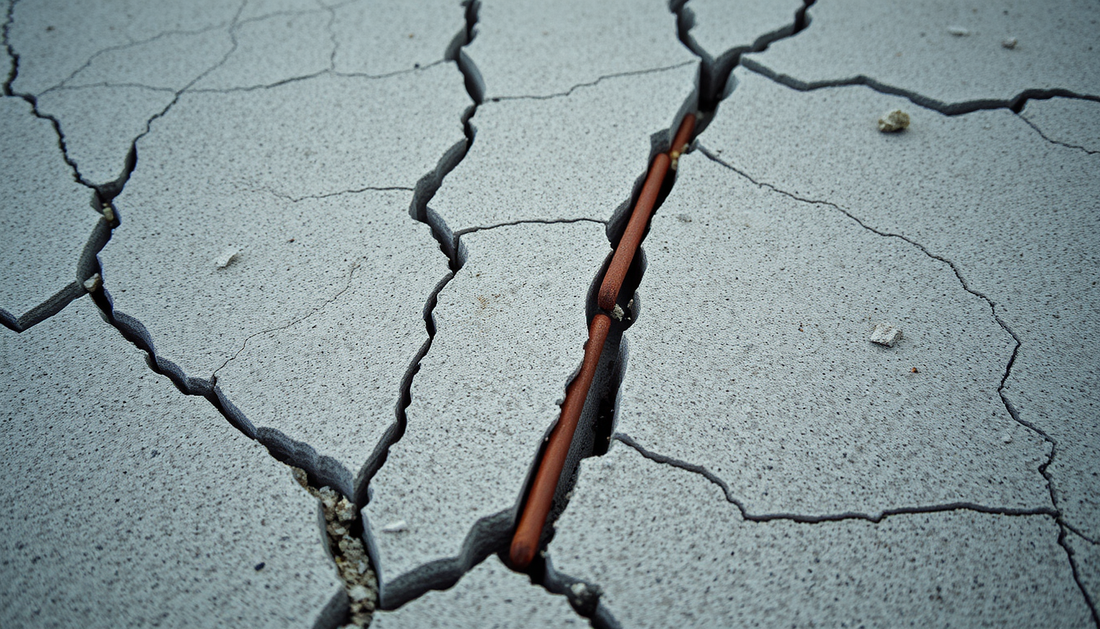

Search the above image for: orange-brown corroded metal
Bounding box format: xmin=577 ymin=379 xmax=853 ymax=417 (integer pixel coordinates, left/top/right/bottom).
xmin=509 ymin=313 xmax=612 ymax=569
xmin=597 ymin=114 xmax=696 ymax=311
xmin=597 ymin=152 xmax=670 ymax=311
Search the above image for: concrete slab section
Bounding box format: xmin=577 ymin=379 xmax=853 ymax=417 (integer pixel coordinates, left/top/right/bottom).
xmin=744 ymin=0 xmax=1100 ymax=106
xmin=101 ymin=66 xmax=467 ymax=379
xmin=1021 ymin=97 xmax=1100 ymax=154
xmin=62 ymin=27 xmax=233 ymax=91
xmin=372 ymin=556 xmax=581 ymax=628
xmin=7 ymin=0 xmax=237 ymax=95
xmin=332 ymin=0 xmax=464 ymax=76
xmin=0 ymin=298 xmax=341 ymax=628
xmin=191 ymin=9 xmax=332 ymax=91
xmin=1067 ymin=532 xmax=1100 ymax=611
xmin=550 ymin=442 xmax=1092 ymax=627
xmin=0 ymin=97 xmax=98 ymax=327
xmin=616 ymin=152 xmax=1050 ymax=517
xmin=365 ymin=221 xmax=607 ymax=605
xmin=684 ymin=0 xmax=805 ymax=59
xmin=704 ymin=69 xmax=1100 ymax=537
xmin=432 ymin=66 xmax=695 ymax=232
xmin=468 ymin=0 xmax=694 ymax=99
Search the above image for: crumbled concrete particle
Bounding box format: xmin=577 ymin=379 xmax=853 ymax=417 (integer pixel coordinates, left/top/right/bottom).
xmin=101 ymin=206 xmax=115 ymax=223
xmin=870 ymin=322 xmax=903 ymax=347
xmin=1002 ymin=37 xmax=1018 ymax=49
xmin=611 ymin=304 xmax=625 ymax=321
xmin=214 ymin=248 xmax=240 ymax=269
xmin=291 ymin=467 xmax=377 ymax=627
xmin=82 ymin=273 xmax=102 ymax=292
xmin=381 ymin=520 xmax=408 ymax=533
xmin=878 ymin=109 xmax=910 ymax=132
xmin=947 ymin=26 xmax=971 ymax=37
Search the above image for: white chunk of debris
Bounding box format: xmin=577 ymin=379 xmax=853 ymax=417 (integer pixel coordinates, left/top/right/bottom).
xmin=381 ymin=520 xmax=408 ymax=533
xmin=947 ymin=26 xmax=970 ymax=37
xmin=571 ymin=582 xmax=590 ymax=597
xmin=82 ymin=273 xmax=102 ymax=292
xmin=214 ymin=248 xmax=240 ymax=269
xmin=611 ymin=304 xmax=625 ymax=321
xmin=348 ymin=585 xmax=372 ymax=602
xmin=870 ymin=323 xmax=903 ymax=347
xmin=101 ymin=206 xmax=115 ymax=222
xmin=1002 ymin=433 xmax=1014 ymax=444
xmin=1001 ymin=38 xmax=1018 ymax=49
xmin=878 ymin=109 xmax=910 ymax=132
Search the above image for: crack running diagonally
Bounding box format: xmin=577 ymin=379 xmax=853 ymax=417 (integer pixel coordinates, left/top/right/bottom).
xmin=488 ymin=61 xmax=695 ymax=102
xmin=1018 ymin=115 xmax=1100 ymax=156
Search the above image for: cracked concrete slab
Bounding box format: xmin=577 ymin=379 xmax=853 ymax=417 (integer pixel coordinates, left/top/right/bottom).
xmin=364 ymin=221 xmax=606 ymax=607
xmin=1067 ymin=532 xmax=1100 ymax=611
xmin=372 ymin=556 xmax=581 ymax=628
xmin=0 ymin=298 xmax=342 ymax=627
xmin=616 ymin=152 xmax=1050 ymax=517
xmin=468 ymin=0 xmax=694 ymax=99
xmin=101 ymin=66 xmax=466 ymax=376
xmin=743 ymin=0 xmax=1100 ymax=106
xmin=704 ymin=69 xmax=1100 ymax=539
xmin=431 ymin=66 xmax=695 ymax=232
xmin=331 ymin=0 xmax=463 ymax=76
xmin=0 ymin=96 xmax=99 ymax=329
xmin=682 ymin=0 xmax=805 ymax=60
xmin=1021 ymin=97 xmax=1100 ymax=153
xmin=550 ymin=441 xmax=1092 ymax=627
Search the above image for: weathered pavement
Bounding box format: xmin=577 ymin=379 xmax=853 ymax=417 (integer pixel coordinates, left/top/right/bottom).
xmin=2 ymin=0 xmax=1098 ymax=627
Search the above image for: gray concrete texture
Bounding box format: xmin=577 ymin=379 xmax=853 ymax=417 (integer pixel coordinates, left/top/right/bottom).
xmin=0 ymin=298 xmax=341 ymax=627
xmin=365 ymin=220 xmax=606 ymax=605
xmin=550 ymin=442 xmax=1092 ymax=627
xmin=2 ymin=0 xmax=1099 ymax=625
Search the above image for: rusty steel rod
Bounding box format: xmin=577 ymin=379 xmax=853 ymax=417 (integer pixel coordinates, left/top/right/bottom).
xmin=509 ymin=313 xmax=612 ymax=569
xmin=597 ymin=114 xmax=696 ymax=311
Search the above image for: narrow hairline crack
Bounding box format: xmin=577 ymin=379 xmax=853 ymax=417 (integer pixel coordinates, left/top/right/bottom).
xmin=697 ymin=143 xmax=1098 ymax=624
xmin=1018 ymin=114 xmax=1099 ymax=156
xmin=251 ymin=184 xmax=415 ymax=204
xmin=614 ymin=433 xmax=1055 ymax=524
xmin=454 ymin=217 xmax=606 ymax=238
xmin=211 ymin=259 xmax=362 ymax=382
xmin=488 ymin=61 xmax=695 ymax=102
xmin=741 ymin=57 xmax=1100 ymax=116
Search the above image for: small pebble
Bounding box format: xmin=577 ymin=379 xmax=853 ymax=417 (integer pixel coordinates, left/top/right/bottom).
xmin=1001 ymin=37 xmax=1018 ymax=49
xmin=947 ymin=26 xmax=970 ymax=36
xmin=1002 ymin=434 xmax=1013 ymax=444
xmin=381 ymin=520 xmax=407 ymax=533
xmin=348 ymin=585 xmax=371 ymax=601
xmin=611 ymin=304 xmax=625 ymax=321
xmin=83 ymin=273 xmax=102 ymax=292
xmin=878 ymin=109 xmax=910 ymax=132
xmin=215 ymin=248 xmax=240 ymax=269
xmin=254 ymin=562 xmax=265 ymax=571
xmin=870 ymin=323 xmax=903 ymax=347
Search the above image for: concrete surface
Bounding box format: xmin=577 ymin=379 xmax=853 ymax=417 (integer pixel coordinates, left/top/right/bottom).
xmin=365 ymin=221 xmax=606 ymax=607
xmin=550 ymin=442 xmax=1092 ymax=627
xmin=0 ymin=298 xmax=341 ymax=627
xmin=3 ymin=0 xmax=1098 ymax=625
xmin=702 ymin=68 xmax=1100 ymax=542
xmin=744 ymin=0 xmax=1100 ymax=108
xmin=0 ymin=97 xmax=99 ymax=329
xmin=614 ymin=152 xmax=1051 ymax=517
xmin=431 ymin=66 xmax=695 ymax=232
xmin=468 ymin=0 xmax=693 ymax=99
xmin=372 ymin=556 xmax=580 ymax=628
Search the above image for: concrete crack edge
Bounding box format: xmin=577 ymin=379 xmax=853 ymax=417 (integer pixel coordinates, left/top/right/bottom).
xmin=1017 ymin=114 xmax=1099 ymax=156
xmin=741 ymin=57 xmax=1100 ymax=116
xmin=454 ymin=217 xmax=607 ymax=238
xmin=698 ymin=143 xmax=1099 ymax=624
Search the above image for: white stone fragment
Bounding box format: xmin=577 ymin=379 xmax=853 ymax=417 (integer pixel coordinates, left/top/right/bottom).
xmin=1002 ymin=37 xmax=1018 ymax=49
xmin=947 ymin=26 xmax=971 ymax=36
xmin=611 ymin=304 xmax=625 ymax=320
xmin=381 ymin=520 xmax=408 ymax=534
xmin=870 ymin=322 xmax=903 ymax=347
xmin=348 ymin=585 xmax=372 ymax=602
xmin=214 ymin=248 xmax=240 ymax=269
xmin=82 ymin=273 xmax=102 ymax=292
xmin=878 ymin=109 xmax=910 ymax=132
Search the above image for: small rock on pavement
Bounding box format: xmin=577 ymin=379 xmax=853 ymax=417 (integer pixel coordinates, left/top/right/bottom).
xmin=870 ymin=323 xmax=903 ymax=347
xmin=878 ymin=109 xmax=910 ymax=132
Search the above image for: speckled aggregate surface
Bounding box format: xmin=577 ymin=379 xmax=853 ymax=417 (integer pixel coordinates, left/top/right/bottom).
xmin=2 ymin=0 xmax=1098 ymax=626
xmin=0 ymin=298 xmax=341 ymax=627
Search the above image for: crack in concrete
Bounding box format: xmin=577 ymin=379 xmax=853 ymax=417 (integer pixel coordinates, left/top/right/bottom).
xmin=454 ymin=217 xmax=606 ymax=238
xmin=1019 ymin=114 xmax=1099 ymax=155
xmin=487 ymin=61 xmax=695 ymax=102
xmin=698 ymin=143 xmax=1100 ymax=626
xmin=251 ymin=184 xmax=416 ymax=204
xmin=211 ymin=259 xmax=362 ymax=382
xmin=742 ymin=57 xmax=1100 ymax=116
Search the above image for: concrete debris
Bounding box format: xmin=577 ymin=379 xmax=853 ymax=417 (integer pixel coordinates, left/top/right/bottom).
xmin=569 ymin=580 xmax=602 ymax=615
xmin=82 ymin=273 xmax=102 ymax=292
xmin=214 ymin=248 xmax=240 ymax=269
xmin=290 ymin=468 xmax=377 ymax=627
xmin=878 ymin=109 xmax=911 ymax=132
xmin=870 ymin=322 xmax=903 ymax=347
xmin=611 ymin=304 xmax=625 ymax=321
xmin=102 ymin=206 xmax=115 ymax=222
xmin=947 ymin=26 xmax=971 ymax=37
xmin=1001 ymin=37 xmax=1018 ymax=49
